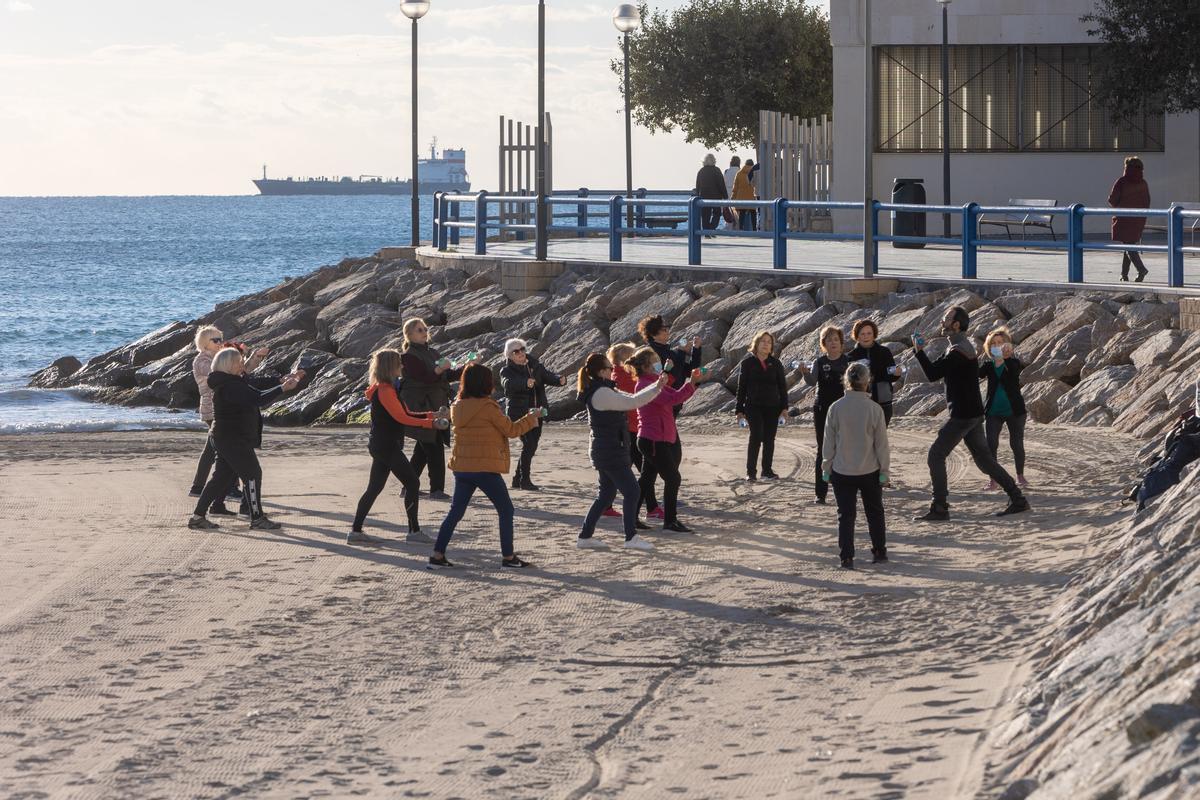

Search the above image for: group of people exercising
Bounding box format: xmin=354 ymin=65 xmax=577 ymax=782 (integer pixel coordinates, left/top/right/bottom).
xmin=185 ymin=303 xmax=1031 ymax=570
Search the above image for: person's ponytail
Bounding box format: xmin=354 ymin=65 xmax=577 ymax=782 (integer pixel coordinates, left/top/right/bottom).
xmin=577 ymin=352 xmax=609 ymax=395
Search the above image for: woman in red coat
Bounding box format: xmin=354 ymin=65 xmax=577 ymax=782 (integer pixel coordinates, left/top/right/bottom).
xmin=1108 ymin=156 xmax=1151 ymax=282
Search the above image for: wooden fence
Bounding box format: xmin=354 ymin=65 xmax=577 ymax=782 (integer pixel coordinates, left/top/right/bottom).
xmin=756 ymin=111 xmax=832 ymax=231
xmin=497 ymin=113 xmax=553 ymax=239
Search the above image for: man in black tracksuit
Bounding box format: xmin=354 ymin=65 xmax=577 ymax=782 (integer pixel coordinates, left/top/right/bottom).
xmin=912 ymin=306 xmax=1030 ymax=521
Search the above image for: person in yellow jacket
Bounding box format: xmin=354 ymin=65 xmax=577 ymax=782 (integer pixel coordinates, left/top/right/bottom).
xmin=429 ymin=364 xmax=541 ymax=570
xmin=732 ymin=159 xmax=759 ymax=231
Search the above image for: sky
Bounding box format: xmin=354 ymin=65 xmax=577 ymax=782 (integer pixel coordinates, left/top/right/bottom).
xmin=0 ymin=0 xmax=829 ymax=196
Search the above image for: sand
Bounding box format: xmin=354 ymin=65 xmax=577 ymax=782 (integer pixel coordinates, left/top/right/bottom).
xmin=0 ymin=417 xmax=1137 ymax=799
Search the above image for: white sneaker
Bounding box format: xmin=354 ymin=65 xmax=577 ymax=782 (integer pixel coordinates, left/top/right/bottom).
xmin=623 ymin=535 xmax=654 ymax=551
xmin=576 ymin=537 xmax=607 ymax=549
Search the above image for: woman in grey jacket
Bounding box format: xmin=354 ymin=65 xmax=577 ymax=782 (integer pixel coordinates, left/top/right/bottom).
xmin=821 ymin=362 xmax=891 ymax=569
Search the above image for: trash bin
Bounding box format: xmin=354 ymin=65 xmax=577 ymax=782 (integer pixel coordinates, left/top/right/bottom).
xmin=891 ymin=178 xmax=927 ymax=249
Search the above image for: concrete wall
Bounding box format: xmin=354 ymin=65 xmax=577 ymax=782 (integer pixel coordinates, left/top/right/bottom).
xmin=830 ymin=0 xmax=1200 ymax=235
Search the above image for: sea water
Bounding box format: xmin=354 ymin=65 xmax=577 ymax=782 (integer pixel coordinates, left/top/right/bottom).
xmin=0 ymin=195 xmax=433 ymax=433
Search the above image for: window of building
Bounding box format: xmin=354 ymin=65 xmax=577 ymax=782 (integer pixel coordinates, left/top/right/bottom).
xmin=876 ymin=44 xmax=1164 ymax=153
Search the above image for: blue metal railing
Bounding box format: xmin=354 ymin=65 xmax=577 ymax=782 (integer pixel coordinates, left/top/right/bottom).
xmin=431 ymin=191 xmax=1194 ymax=288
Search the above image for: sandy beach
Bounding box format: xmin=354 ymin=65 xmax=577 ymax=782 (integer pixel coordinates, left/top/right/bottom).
xmin=0 ymin=417 xmax=1137 ymax=798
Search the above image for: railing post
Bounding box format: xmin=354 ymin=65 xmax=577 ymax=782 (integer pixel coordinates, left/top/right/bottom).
xmin=870 ymin=200 xmax=880 ymax=274
xmin=515 ymin=190 xmax=526 ymax=242
xmin=772 ymin=198 xmax=788 ymax=269
xmin=1067 ymin=203 xmax=1084 ymax=282
xmin=576 ymin=188 xmax=588 ymax=238
xmin=688 ymin=196 xmax=702 ymax=266
xmin=436 ymin=193 xmax=448 ymax=251
xmin=609 ymin=195 xmax=623 ymax=262
xmin=432 ymin=191 xmax=441 ymax=248
xmin=449 ymin=199 xmax=461 ymax=246
xmin=474 ymin=190 xmax=489 ymax=256
xmin=635 ymin=188 xmax=647 ymax=233
xmin=961 ymin=202 xmax=979 ymax=279
xmin=1167 ymin=204 xmax=1185 ymax=288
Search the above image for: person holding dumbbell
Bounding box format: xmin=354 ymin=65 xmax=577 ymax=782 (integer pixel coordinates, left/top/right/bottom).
xmin=735 ymin=330 xmax=788 ymax=481
xmin=799 ymin=325 xmax=850 ymax=504
xmin=349 ymin=349 xmax=447 ymax=546
xmin=847 ymin=319 xmax=901 ymax=426
xmin=640 ymin=315 xmax=702 ymax=518
xmin=501 ymin=337 xmax=565 ymax=492
xmin=400 ymin=318 xmax=454 ymax=501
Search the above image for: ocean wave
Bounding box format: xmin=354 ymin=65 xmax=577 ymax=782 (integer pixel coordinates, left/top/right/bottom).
xmin=0 ymin=386 xmax=204 ymax=435
xmin=0 ymin=418 xmax=205 ymax=435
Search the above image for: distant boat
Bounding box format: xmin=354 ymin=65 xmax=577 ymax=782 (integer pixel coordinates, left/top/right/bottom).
xmin=253 ymin=139 xmax=470 ymax=196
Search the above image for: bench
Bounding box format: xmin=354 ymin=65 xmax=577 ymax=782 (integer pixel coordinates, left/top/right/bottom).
xmin=1142 ymin=202 xmax=1200 ymax=246
xmin=979 ymin=198 xmax=1058 ymax=241
xmin=640 ymin=214 xmax=688 ymax=230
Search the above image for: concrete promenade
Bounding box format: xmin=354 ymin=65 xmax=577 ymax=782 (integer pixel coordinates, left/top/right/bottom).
xmin=479 ymin=235 xmax=1200 ymax=289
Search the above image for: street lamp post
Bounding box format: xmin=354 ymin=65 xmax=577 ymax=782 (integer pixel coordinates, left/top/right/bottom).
xmin=863 ymin=0 xmax=873 ymax=278
xmin=613 ymin=4 xmax=642 ymax=233
xmin=400 ymin=0 xmax=431 ymax=248
xmin=937 ymin=0 xmax=952 ymax=238
xmin=535 ymin=0 xmax=548 ymax=261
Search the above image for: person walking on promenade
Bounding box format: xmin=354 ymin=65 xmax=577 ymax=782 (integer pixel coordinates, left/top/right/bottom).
xmin=695 ymin=153 xmax=728 ymax=233
xmin=736 ymin=331 xmax=788 ymax=481
xmin=722 ymin=156 xmax=741 ymax=229
xmin=912 ymin=306 xmax=1031 ymax=521
xmin=800 ymin=325 xmax=851 ymax=504
xmin=601 ymin=342 xmax=645 ymax=518
xmin=732 ymin=159 xmax=759 ymax=231
xmin=848 ymin=319 xmax=900 ymax=426
xmin=821 ymin=362 xmax=890 ymax=569
xmin=500 ymin=337 xmax=565 ymax=492
xmin=429 ymin=365 xmax=541 ymax=570
xmin=1108 ymin=155 xmax=1151 ymax=282
xmin=576 ymin=352 xmax=668 ymax=551
xmin=349 ymin=349 xmax=443 ymax=546
xmin=630 ymin=346 xmax=704 ymax=533
xmin=188 ymin=347 xmax=303 ymax=531
xmin=639 ymin=315 xmax=701 ymax=519
xmin=400 ymin=318 xmax=456 ymax=501
xmin=189 ymin=326 xmax=267 ymax=512
xmin=980 ymin=327 xmax=1031 ymax=491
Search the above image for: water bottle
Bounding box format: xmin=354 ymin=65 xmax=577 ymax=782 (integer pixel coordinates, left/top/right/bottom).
xmin=438 ymin=357 xmax=451 ymax=369
xmin=679 ymin=338 xmax=689 ymax=348
xmin=738 ymin=418 xmax=748 ymax=429
xmin=691 ymin=367 xmax=708 ymax=380
xmin=663 ymin=358 xmax=675 ymax=373
xmin=466 ymin=350 xmax=478 ymax=362
xmin=913 ymin=332 xmax=926 ymax=347
xmin=541 ymin=408 xmax=550 ymax=419
xmin=778 ymin=415 xmax=787 ymax=426
xmin=789 ymin=359 xmax=801 ymax=371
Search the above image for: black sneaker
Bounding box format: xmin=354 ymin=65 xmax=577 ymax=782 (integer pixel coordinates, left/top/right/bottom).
xmin=997 ymin=497 xmax=1031 ymax=517
xmin=188 ymin=515 xmax=219 ymax=530
xmin=208 ymin=504 xmax=236 ymax=517
xmin=746 ymin=474 xmax=757 ymax=482
xmin=872 ymin=549 xmax=888 ymax=564
xmin=188 ymin=488 xmax=203 ymax=498
xmin=226 ymin=487 xmax=244 ymax=501
xmin=519 ymin=480 xmax=541 ymax=492
xmin=840 ymin=557 xmax=854 ymax=570
xmin=813 ymin=497 xmax=828 ymax=505
xmin=915 ymin=504 xmax=950 ymax=521
xmin=427 ymin=555 xmax=455 ymax=570
xmin=346 ymin=530 xmax=382 ymax=546
xmin=501 ymin=555 xmax=533 ymax=569
xmin=762 ymin=470 xmax=780 ymax=480
xmin=249 ymin=515 xmax=282 ymax=531
xmin=428 ymin=490 xmax=450 ymax=501
xmin=634 ymin=518 xmax=650 ymax=530
xmin=663 ymin=520 xmax=693 ymax=533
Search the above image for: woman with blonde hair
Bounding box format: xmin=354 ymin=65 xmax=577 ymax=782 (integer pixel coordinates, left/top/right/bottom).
xmin=979 ymin=327 xmax=1030 ymax=488
xmin=188 ymin=347 xmax=302 ymax=531
xmin=349 ymin=349 xmax=445 ymax=546
xmin=576 ymin=352 xmax=667 ymax=550
xmin=735 ymin=330 xmax=788 ymax=481
xmin=800 ymin=325 xmax=851 ymax=503
xmin=399 ymin=317 xmax=458 ymax=500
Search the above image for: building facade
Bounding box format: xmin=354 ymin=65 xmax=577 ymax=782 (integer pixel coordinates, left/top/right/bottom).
xmin=830 ymin=0 xmax=1200 ymax=234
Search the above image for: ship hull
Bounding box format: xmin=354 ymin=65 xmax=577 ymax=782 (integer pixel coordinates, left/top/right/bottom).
xmin=253 ymin=180 xmax=470 ymax=196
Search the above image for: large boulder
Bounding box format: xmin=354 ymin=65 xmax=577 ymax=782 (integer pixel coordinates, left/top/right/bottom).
xmin=1129 ymin=330 xmax=1187 ymax=372
xmin=604 ymin=279 xmax=666 ymax=321
xmin=313 ymin=269 xmax=381 ymax=309
xmin=892 ymin=382 xmax=945 ymax=417
xmin=264 ymin=358 xmax=368 ymax=425
xmin=681 ymin=381 xmax=736 ymax=416
xmin=491 ymin=293 xmax=551 ymax=335
xmin=1054 ymin=365 xmax=1136 ymax=422
xmin=240 ymin=300 xmax=320 ymax=336
xmin=1017 ymin=297 xmax=1116 ymax=363
xmin=915 ymin=289 xmax=987 ymax=335
xmin=1079 ymin=327 xmax=1160 ymax=379
xmin=708 ymin=289 xmax=774 ymax=323
xmin=28 ymin=356 xmax=82 ymax=389
xmin=967 ymin=302 xmax=1010 ymax=341
xmin=538 ymin=324 xmax=608 ymax=391
xmin=608 ymin=285 xmax=697 ymax=346
xmin=1022 ymin=379 xmax=1073 ymax=423
xmin=674 ymin=292 xmax=736 ymax=328
xmin=326 ymin=305 xmax=402 ymax=359
xmin=441 ymin=286 xmax=511 ymax=340
xmin=994 ymin=291 xmax=1067 ymax=317
xmin=877 ymin=308 xmax=926 ymax=344
xmin=1118 ymin=301 xmax=1176 ymax=331
xmin=1020 ymin=326 xmax=1092 ymax=384
xmin=672 ymin=318 xmax=730 ymax=363
xmin=1005 ymin=303 xmax=1058 ymax=346
xmin=721 ymin=294 xmax=820 ymax=362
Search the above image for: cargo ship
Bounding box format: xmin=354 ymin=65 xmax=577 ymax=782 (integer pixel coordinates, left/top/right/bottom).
xmin=253 ymin=140 xmax=469 ymax=196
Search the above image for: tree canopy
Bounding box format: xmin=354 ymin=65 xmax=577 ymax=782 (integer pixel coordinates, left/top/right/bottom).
xmin=1084 ymin=0 xmax=1200 ymax=118
xmin=612 ymin=0 xmax=832 ymax=149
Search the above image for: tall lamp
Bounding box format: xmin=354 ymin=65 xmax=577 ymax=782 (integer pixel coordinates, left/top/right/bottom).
xmin=613 ymin=4 xmax=642 ymax=232
xmin=535 ymin=0 xmax=548 ymax=260
xmin=400 ymin=0 xmax=431 ymax=247
xmin=937 ymin=0 xmax=952 ymax=238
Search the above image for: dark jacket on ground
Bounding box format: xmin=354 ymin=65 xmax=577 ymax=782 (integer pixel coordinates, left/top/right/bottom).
xmin=581 ymin=379 xmax=632 ymax=471
xmin=735 ymin=354 xmax=788 ymax=414
xmin=207 ymin=371 xmax=284 ymax=449
xmin=979 ymin=357 xmax=1027 ymax=417
xmin=914 ymin=334 xmax=985 ymax=419
xmin=501 ymin=356 xmax=562 ymax=420
xmin=400 ymin=342 xmax=453 ymax=444
xmin=803 ymin=354 xmax=850 ymax=413
xmin=695 ymin=165 xmax=729 ymax=200
xmin=847 ymin=342 xmax=899 ymax=405
xmin=1108 ymin=163 xmax=1151 ymax=244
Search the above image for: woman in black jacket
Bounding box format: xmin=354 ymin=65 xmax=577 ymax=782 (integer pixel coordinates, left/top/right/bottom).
xmin=847 ymin=319 xmax=900 ymax=426
xmin=800 ymin=325 xmax=851 ymax=503
xmin=736 ymin=331 xmax=789 ymax=481
xmin=695 ymin=153 xmax=728 ymax=232
xmin=188 ymin=347 xmax=302 ymax=531
xmin=980 ymin=327 xmax=1030 ymax=488
xmin=500 ymin=337 xmax=565 ymax=491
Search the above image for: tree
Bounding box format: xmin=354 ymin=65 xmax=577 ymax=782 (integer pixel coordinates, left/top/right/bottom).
xmin=1084 ymin=0 xmax=1200 ymax=119
xmin=612 ymin=0 xmax=831 ymax=149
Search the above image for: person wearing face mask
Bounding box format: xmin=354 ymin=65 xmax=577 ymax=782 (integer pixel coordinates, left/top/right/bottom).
xmin=629 ymin=346 xmax=704 ymax=532
xmin=979 ymin=327 xmax=1030 ymax=490
xmin=735 ymin=330 xmax=788 ymax=481
xmin=847 ymin=319 xmax=900 ymax=426
xmin=500 ymin=338 xmax=566 ymax=492
xmin=799 ymin=325 xmax=851 ymax=504
xmin=912 ymin=306 xmax=1031 ymax=521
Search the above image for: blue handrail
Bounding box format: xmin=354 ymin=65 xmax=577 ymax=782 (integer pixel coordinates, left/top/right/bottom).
xmin=431 ymin=191 xmax=1192 ymax=287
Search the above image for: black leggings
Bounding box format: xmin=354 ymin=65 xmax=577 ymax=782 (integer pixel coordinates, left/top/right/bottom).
xmin=194 ymin=439 xmax=263 ymax=519
xmin=985 ymin=414 xmax=1027 ymax=475
xmin=701 ymin=208 xmax=721 ymax=230
xmin=191 ymin=425 xmax=216 ymax=494
xmin=515 ymin=423 xmax=542 ymax=480
xmin=353 ymin=447 xmax=420 ymax=531
xmin=638 ymin=437 xmax=682 ymax=524
xmin=745 ymin=407 xmax=780 ymax=476
xmin=410 ymin=438 xmax=447 ymax=493
xmin=1121 ymin=250 xmax=1147 ymax=279
xmin=814 ymin=408 xmax=829 ymax=500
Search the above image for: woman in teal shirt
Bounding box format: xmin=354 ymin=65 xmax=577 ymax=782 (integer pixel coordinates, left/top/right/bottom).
xmin=980 ymin=328 xmax=1029 ymax=488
